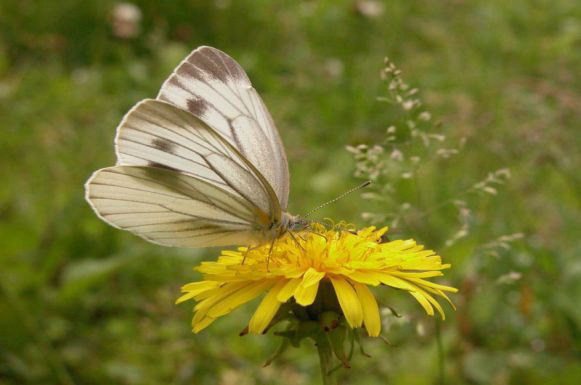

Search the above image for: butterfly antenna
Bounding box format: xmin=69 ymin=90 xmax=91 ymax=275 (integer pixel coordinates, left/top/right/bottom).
xmin=303 ymin=180 xmax=372 ymax=219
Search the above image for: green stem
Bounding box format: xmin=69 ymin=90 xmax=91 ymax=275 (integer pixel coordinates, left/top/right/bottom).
xmin=435 ymin=318 xmax=445 ymax=385
xmin=316 ymin=336 xmax=335 ymax=385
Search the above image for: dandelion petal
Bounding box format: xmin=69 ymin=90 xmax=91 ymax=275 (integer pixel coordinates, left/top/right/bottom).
xmin=249 ymin=280 xmax=286 ymax=334
xmin=206 ymin=280 xmax=274 ymax=318
xmin=353 ymin=282 xmax=381 ymax=337
xmin=294 ymin=268 xmax=324 ymax=306
xmin=176 ymin=281 xmax=220 ymax=304
xmin=277 ymin=278 xmax=301 ymax=302
xmin=294 ymin=280 xmax=320 ymax=305
xmin=302 ymin=267 xmax=325 ymax=287
xmin=330 ymin=277 xmax=363 ymax=328
xmin=192 ymin=315 xmax=215 ymax=333
xmin=410 ymin=291 xmax=434 ymax=316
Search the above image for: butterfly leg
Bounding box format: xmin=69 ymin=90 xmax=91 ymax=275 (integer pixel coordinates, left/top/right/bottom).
xmin=266 ymin=236 xmax=278 ymax=272
xmin=304 ymin=222 xmax=331 ymax=242
xmin=306 ymin=229 xmax=328 ymax=242
xmin=287 ymin=230 xmax=306 ymax=251
xmin=241 ymin=244 xmax=259 ymax=265
xmin=295 ymin=231 xmax=307 ymax=242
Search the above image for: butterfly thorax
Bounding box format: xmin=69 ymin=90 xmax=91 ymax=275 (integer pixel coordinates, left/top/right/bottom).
xmin=250 ymin=213 xmax=307 ymax=246
xmin=280 ymin=212 xmax=309 ymax=232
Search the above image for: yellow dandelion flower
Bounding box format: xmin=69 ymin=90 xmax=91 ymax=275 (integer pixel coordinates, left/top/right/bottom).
xmin=177 ymin=225 xmax=457 ymax=337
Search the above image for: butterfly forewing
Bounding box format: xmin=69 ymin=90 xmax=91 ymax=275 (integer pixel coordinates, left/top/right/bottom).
xmin=157 ymin=46 xmax=290 ymax=209
xmin=114 ymin=99 xmax=275 ymax=216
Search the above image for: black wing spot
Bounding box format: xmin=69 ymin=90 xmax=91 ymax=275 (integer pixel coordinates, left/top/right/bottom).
xmin=151 ymin=138 xmax=175 ymax=153
xmin=192 ymin=51 xmax=230 ymax=82
xmin=168 ymin=76 xmax=184 ymax=88
xmin=145 ymin=141 xmax=178 ymax=171
xmin=147 ymin=161 xmax=179 ymax=172
xmin=187 ymin=98 xmax=207 ymax=116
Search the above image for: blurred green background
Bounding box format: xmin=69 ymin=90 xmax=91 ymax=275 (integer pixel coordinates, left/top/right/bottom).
xmin=1 ymin=0 xmax=579 ymax=384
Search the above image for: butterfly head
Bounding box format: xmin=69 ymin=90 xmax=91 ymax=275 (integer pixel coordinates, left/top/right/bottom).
xmin=281 ymin=212 xmax=309 ymax=232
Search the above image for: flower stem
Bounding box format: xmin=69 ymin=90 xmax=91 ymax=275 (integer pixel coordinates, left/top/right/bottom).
xmin=316 ymin=335 xmax=335 ymax=385
xmin=435 ymin=318 xmax=445 ymax=385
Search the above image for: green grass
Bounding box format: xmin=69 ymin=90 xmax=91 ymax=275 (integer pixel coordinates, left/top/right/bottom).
xmin=0 ymin=0 xmax=579 ymax=384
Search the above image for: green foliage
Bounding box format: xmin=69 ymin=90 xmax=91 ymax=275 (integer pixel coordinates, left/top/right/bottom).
xmin=0 ymin=0 xmax=579 ymax=384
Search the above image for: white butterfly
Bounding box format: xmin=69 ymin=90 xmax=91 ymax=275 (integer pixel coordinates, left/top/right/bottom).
xmin=85 ymin=46 xmax=307 ymax=248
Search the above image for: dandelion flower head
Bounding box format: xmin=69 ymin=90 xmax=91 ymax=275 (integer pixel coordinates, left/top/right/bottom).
xmin=177 ymin=224 xmax=457 ymax=336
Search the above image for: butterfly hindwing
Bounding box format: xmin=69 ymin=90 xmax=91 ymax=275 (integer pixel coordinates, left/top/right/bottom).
xmin=85 ymin=165 xmax=260 ymax=247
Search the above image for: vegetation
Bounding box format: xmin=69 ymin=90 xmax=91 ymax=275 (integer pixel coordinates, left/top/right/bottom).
xmin=1 ymin=0 xmax=579 ymax=384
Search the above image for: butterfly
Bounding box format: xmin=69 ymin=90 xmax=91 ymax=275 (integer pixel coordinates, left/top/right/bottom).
xmin=85 ymin=46 xmax=308 ymax=248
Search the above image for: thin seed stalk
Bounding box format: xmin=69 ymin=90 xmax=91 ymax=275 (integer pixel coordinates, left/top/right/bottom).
xmin=316 ymin=335 xmax=335 ymax=385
